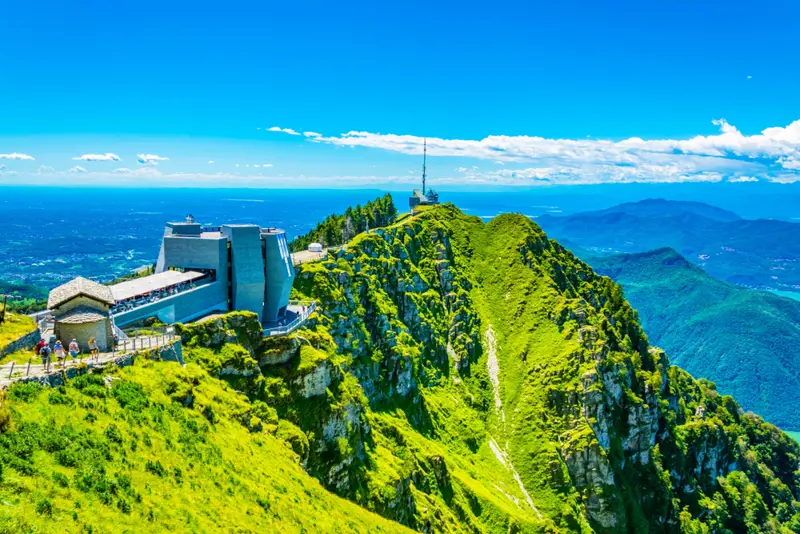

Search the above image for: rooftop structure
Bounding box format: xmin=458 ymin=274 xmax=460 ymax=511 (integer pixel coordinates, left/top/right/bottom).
xmin=110 ymin=270 xmax=205 ymax=302
xmin=409 ymin=139 xmax=439 ymax=211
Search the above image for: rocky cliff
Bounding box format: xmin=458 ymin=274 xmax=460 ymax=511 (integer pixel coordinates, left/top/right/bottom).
xmin=184 ymin=204 xmax=800 ymax=533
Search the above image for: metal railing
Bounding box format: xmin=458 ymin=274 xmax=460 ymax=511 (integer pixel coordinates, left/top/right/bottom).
xmin=264 ymin=301 xmax=317 ymax=337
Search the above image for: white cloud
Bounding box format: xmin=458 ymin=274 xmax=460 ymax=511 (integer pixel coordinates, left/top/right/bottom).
xmin=747 ymin=75 xmax=753 ymax=80
xmin=253 ymin=164 xmax=260 ymax=168
xmin=69 ymin=165 xmax=88 ymax=173
xmin=37 ymin=165 xmax=56 ymax=174
xmin=73 ymin=153 xmax=120 ymax=162
xmin=208 ymin=160 xmax=214 ymax=164
xmin=137 ymin=153 xmax=169 ymax=165
xmin=0 ymin=152 xmax=35 ymax=160
xmin=267 ymin=126 xmax=300 ymax=136
xmin=302 ymin=118 xmax=800 ymax=184
xmin=113 ymin=168 xmax=133 ymax=173
xmin=264 ymin=163 xmax=273 ymax=168
xmin=303 ymin=131 xmax=322 ymax=138
xmin=729 ymin=175 xmax=758 ymax=183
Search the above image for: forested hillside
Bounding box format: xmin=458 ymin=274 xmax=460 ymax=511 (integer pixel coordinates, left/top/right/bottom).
xmin=289 ymin=193 xmax=397 ymax=251
xmin=590 ymin=247 xmax=800 ymax=431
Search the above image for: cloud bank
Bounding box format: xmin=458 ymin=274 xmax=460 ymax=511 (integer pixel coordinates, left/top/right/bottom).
xmin=72 ymin=153 xmax=121 ymax=162
xmin=305 ymin=118 xmax=800 ymax=185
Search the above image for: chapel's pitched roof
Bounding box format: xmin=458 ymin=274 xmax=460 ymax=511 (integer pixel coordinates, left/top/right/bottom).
xmin=48 ymin=277 xmax=115 ymax=309
xmin=55 ymin=305 xmax=108 ymax=324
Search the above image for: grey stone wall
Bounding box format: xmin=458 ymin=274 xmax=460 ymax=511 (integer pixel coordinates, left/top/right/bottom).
xmin=0 ymin=328 xmax=41 ymax=357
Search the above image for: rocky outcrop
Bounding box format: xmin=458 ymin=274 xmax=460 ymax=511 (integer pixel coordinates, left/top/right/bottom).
xmin=264 ymin=204 xmax=800 ymax=533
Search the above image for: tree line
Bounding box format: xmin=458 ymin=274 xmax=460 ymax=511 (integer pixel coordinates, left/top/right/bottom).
xmin=289 ymin=194 xmax=398 ymax=251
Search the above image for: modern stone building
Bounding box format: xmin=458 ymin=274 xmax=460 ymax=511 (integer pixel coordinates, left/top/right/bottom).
xmin=48 ymin=277 xmax=114 ymax=351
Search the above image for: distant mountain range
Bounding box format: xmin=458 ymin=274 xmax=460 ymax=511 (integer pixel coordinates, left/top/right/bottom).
xmin=586 ymin=247 xmax=800 ymax=431
xmin=537 ymin=198 xmax=800 ymax=294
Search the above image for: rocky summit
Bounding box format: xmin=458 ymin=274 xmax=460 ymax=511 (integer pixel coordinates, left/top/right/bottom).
xmin=2 ymin=203 xmax=799 ymax=533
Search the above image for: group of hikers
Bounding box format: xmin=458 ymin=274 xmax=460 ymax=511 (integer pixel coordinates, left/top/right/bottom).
xmin=34 ymin=337 xmax=100 ymax=370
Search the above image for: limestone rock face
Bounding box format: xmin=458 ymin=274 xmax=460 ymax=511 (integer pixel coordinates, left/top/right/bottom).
xmin=262 ymin=204 xmax=800 ymax=533
xmin=294 ymin=359 xmax=332 ymax=398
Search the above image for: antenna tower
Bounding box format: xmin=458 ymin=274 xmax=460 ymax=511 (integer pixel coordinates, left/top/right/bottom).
xmin=422 ymin=138 xmax=427 ymax=196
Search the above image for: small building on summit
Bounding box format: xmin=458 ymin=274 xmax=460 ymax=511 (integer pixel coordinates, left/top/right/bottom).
xmin=48 ymin=277 xmax=114 ymax=352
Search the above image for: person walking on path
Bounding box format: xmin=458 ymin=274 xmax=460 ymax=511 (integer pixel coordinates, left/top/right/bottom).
xmin=68 ymin=339 xmax=80 ymax=361
xmin=89 ymin=337 xmax=99 ymax=359
xmin=54 ymin=340 xmax=65 ymax=367
xmin=39 ymin=343 xmax=51 ymax=372
xmin=34 ymin=338 xmax=46 ymax=357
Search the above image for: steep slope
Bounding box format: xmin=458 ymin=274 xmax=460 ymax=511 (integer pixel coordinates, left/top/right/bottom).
xmin=586 ymin=247 xmax=800 ymax=431
xmin=0 ymin=360 xmax=408 ymax=533
xmin=283 ymin=204 xmax=800 ymax=532
xmin=536 ymin=199 xmax=800 ymax=293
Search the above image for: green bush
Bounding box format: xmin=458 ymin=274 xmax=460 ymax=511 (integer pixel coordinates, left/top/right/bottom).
xmin=111 ymin=381 xmax=149 ymax=411
xmin=7 ymin=382 xmax=43 ymax=402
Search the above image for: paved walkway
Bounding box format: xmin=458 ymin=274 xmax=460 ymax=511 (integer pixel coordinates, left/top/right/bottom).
xmin=0 ymin=335 xmax=179 ymax=387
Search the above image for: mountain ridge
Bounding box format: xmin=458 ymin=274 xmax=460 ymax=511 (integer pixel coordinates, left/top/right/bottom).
xmin=537 ymin=199 xmax=800 ymax=293
xmin=1 ymin=203 xmax=799 ymax=533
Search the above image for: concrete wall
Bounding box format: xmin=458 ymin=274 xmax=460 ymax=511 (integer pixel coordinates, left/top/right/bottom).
xmin=113 ymin=281 xmax=227 ymax=327
xmin=223 ymin=225 xmax=265 ymax=317
xmin=262 ymin=232 xmax=295 ymax=322
xmin=156 ymin=233 xmax=227 ymax=285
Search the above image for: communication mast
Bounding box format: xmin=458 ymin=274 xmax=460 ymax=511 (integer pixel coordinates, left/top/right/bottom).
xmin=422 ymin=138 xmax=427 ymax=196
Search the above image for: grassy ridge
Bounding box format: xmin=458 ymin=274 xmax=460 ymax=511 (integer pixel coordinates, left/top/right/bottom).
xmin=293 ymin=204 xmax=800 ymax=532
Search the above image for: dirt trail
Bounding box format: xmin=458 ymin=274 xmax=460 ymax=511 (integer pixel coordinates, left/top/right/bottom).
xmin=485 ymin=325 xmax=542 ymax=520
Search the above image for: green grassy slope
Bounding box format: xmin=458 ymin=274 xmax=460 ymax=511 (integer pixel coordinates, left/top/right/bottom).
xmin=589 ymin=247 xmax=800 ymax=431
xmin=0 ymin=310 xmax=36 ymax=349
xmin=0 ymin=362 xmax=409 ymax=533
xmin=290 ymin=204 xmax=800 ymax=532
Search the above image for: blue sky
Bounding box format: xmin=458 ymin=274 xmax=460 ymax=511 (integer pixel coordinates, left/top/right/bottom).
xmin=2 ymin=0 xmax=800 ymax=187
